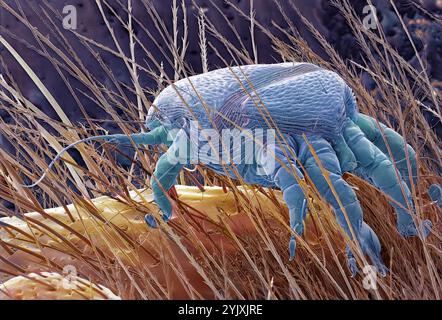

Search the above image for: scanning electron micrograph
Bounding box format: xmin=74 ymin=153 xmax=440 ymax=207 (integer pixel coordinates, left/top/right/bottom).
xmin=0 ymin=0 xmax=440 ymax=306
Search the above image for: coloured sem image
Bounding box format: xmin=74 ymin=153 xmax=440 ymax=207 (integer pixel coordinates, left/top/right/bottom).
xmin=0 ymin=0 xmax=441 ymax=306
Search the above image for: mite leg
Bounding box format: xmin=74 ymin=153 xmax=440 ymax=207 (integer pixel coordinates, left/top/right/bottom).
xmin=22 ymin=126 xmax=171 ymax=188
xmin=354 ymin=114 xmax=417 ymax=189
xmin=429 ymin=184 xmax=442 ymax=208
xmin=343 ymin=119 xmax=432 ymax=238
xmin=355 ymin=114 xmax=442 ymax=210
xmin=330 ymin=135 xmax=357 ymax=173
xmin=101 ymin=125 xmax=170 ymax=146
xmin=298 ymin=136 xmax=387 ymax=276
xmin=257 ymin=139 xmax=307 ymax=260
xmin=144 ymin=129 xmax=188 ymax=228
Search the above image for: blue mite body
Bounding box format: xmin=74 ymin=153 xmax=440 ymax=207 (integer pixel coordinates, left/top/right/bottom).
xmin=25 ymin=62 xmax=440 ymax=277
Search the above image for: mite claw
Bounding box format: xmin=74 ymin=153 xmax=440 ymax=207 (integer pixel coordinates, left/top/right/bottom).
xmin=289 ymin=236 xmax=296 ymax=261
xmin=348 ymin=257 xmax=359 ymax=278
xmin=359 ymin=222 xmax=388 ymax=276
xmin=346 ymin=247 xmax=359 ymax=277
xmin=144 ymin=214 xmax=158 ymax=228
xmin=429 ymin=184 xmax=442 ymax=208
xmin=377 ymin=265 xmax=389 ymax=278
xmin=422 ymin=219 xmax=432 ymax=238
xmin=398 ymin=219 xmax=432 ymax=239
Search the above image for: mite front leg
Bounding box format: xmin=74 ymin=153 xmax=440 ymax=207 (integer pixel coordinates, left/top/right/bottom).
xmin=101 ymin=125 xmax=169 ymax=146
xmin=144 ymin=130 xmax=188 ymax=228
xmin=145 ymin=153 xmax=184 ymax=228
xmin=21 ymin=126 xmax=171 ymax=188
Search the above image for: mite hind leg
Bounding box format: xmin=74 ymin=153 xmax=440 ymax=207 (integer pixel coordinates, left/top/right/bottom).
xmin=256 ymin=138 xmax=307 ymax=260
xmin=354 ymin=114 xmax=417 ymax=189
xmin=355 ymin=114 xmax=442 ymax=210
xmin=330 ymin=135 xmax=357 ymax=173
xmin=429 ymin=184 xmax=442 ymax=208
xmin=343 ymin=119 xmax=432 ymax=238
xmin=297 ymin=136 xmax=387 ymax=276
